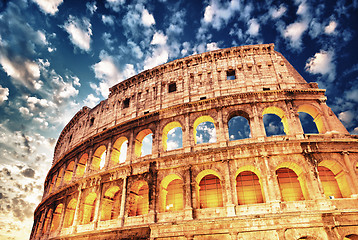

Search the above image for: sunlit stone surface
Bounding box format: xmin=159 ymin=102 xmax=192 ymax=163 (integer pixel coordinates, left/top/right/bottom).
xmin=31 ymin=44 xmax=358 ymax=240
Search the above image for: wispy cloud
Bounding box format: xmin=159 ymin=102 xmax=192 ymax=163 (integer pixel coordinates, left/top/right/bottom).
xmin=32 ymin=0 xmax=64 ymax=15
xmin=63 ymin=15 xmax=92 ymax=52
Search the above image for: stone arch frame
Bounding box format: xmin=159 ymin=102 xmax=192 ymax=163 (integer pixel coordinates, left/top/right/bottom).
xmin=75 ymin=152 xmax=89 ymax=177
xmin=48 ymin=174 xmax=56 ymax=194
xmin=127 ymin=179 xmax=149 ymax=217
xmin=63 ymin=160 xmax=75 ymax=184
xmin=344 ymin=234 xmax=358 ymax=240
xmin=193 ymin=115 xmax=217 ymax=144
xmin=91 ymin=145 xmax=107 ymax=171
xmin=195 ymin=169 xmax=224 ymax=209
xmin=235 ymin=165 xmax=265 ymax=204
xmin=111 ymin=136 xmax=129 ymax=165
xmin=50 ymin=203 xmax=64 ymax=232
xmin=275 ymin=161 xmax=309 ymax=201
xmin=158 ymin=174 xmax=184 ymax=212
xmin=297 ymin=103 xmax=326 ymax=134
xmin=100 ymin=185 xmax=121 ymax=221
xmin=63 ymin=198 xmax=77 ymax=228
xmin=55 ymin=166 xmax=65 ymax=188
xmin=162 ymin=121 xmax=183 ymax=151
xmin=41 ymin=208 xmax=52 ymax=234
xmin=262 ymin=106 xmax=290 ymax=135
xmin=80 ymin=192 xmax=97 ymax=225
xmin=226 ymin=109 xmax=252 ymax=141
xmin=134 ymin=128 xmax=154 ymax=157
xmin=318 ymin=160 xmax=352 ymax=198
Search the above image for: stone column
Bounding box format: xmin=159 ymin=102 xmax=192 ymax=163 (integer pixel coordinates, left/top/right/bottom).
xmin=217 ymin=108 xmax=228 ymax=147
xmin=223 ymin=160 xmax=236 ymax=217
xmin=119 ymin=176 xmax=128 ymax=227
xmin=183 ymin=113 xmax=192 ymax=153
xmin=72 ymin=156 xmax=79 ymax=180
xmin=92 ymin=182 xmax=103 ymax=224
xmin=342 ymin=151 xmax=358 ymax=197
xmin=57 ymin=200 xmax=67 ymax=234
xmin=251 ymin=104 xmax=266 ymax=139
xmin=72 ymin=186 xmax=83 ymax=226
xmin=86 ymin=148 xmax=94 ymax=175
xmin=183 ymin=166 xmax=193 ymax=220
xmin=127 ymin=130 xmax=135 ymax=164
xmin=262 ymin=155 xmax=281 ymax=202
xmin=284 ymin=100 xmax=304 ymax=137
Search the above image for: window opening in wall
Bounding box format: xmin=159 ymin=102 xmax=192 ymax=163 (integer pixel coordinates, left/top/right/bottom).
xmin=76 ymin=153 xmax=88 ymax=177
xmin=199 ymin=174 xmax=223 ymax=208
xmin=63 ymin=161 xmax=75 ymax=183
xmin=345 ymin=234 xmax=358 ymax=240
xmin=228 ymin=116 xmax=251 ymax=141
xmin=276 ymin=168 xmax=304 ymax=201
xmin=81 ymin=193 xmax=97 ymax=224
xmin=196 ymin=121 xmax=216 ymax=144
xmin=263 ymin=114 xmax=285 ymax=137
xmin=91 ymin=146 xmax=107 ymax=170
xmin=141 ymin=133 xmax=152 ymax=156
xmin=200 ymin=96 xmax=207 ymax=100
xmin=236 ymin=171 xmax=264 ymax=205
xmin=50 ymin=204 xmax=63 ymax=231
xmin=144 ymin=111 xmax=149 ymax=114
xmin=165 ymin=127 xmax=183 ymax=151
xmin=63 ymin=199 xmax=77 ymax=228
xmin=227 ymin=70 xmax=235 ymax=80
xmin=69 ymin=134 xmax=72 ymax=143
xmin=118 ymin=140 xmax=128 ymax=163
xmin=123 ymin=98 xmax=130 ymax=108
xmin=101 ymin=186 xmax=121 ymax=221
xmin=263 ymin=87 xmax=270 ymax=91
xmin=168 ymin=82 xmax=177 ymax=93
xmin=90 ymin=117 xmax=95 ymax=127
xmin=165 ymin=179 xmax=184 ymax=212
xmin=111 ymin=137 xmax=128 ymax=165
xmin=135 ymin=129 xmax=153 ymax=157
xmin=128 ymin=181 xmax=149 ymax=216
xmin=299 ymin=112 xmax=319 ymax=134
xmin=318 ymin=166 xmax=343 ymax=199
xmin=55 ymin=167 xmax=64 ymax=188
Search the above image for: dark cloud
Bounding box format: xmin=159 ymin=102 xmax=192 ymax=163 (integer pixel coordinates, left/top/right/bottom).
xmin=21 ymin=168 xmax=35 ymax=178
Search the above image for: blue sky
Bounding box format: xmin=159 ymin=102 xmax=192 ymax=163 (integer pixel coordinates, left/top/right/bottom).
xmin=0 ymin=0 xmax=357 ymax=239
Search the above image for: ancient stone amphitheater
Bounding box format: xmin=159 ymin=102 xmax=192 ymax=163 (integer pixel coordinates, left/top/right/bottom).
xmin=31 ymin=43 xmax=358 ymax=240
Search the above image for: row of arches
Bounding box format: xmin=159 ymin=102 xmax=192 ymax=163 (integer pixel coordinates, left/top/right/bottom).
xmin=46 ymin=104 xmax=324 ymax=195
xmin=39 ymin=159 xmax=352 ymax=236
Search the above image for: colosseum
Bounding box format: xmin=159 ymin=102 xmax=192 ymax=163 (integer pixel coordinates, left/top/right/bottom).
xmin=30 ymin=43 xmax=358 ymax=240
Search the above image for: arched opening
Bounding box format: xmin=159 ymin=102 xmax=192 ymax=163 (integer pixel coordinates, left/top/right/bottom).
xmin=128 ymin=181 xmax=149 ymax=216
xmin=50 ymin=204 xmax=63 ymax=232
xmin=194 ymin=116 xmax=217 ymax=144
xmin=41 ymin=209 xmax=52 ymax=234
xmin=76 ymin=153 xmax=88 ymax=177
xmin=276 ymin=167 xmax=305 ymax=201
xmin=298 ymin=237 xmax=316 ymax=240
xmin=91 ymin=145 xmax=107 ymax=170
xmin=162 ymin=122 xmax=183 ymax=151
xmin=63 ymin=199 xmax=77 ymax=228
xmin=101 ymin=186 xmax=121 ymax=221
xmin=81 ymin=192 xmax=97 ymax=224
xmin=345 ymin=234 xmax=358 ymax=240
xmin=63 ymin=161 xmax=75 ymax=183
xmin=48 ymin=175 xmax=56 ymax=194
xmin=111 ymin=137 xmax=128 ymax=165
xmin=298 ymin=112 xmax=319 ymax=134
xmin=297 ymin=104 xmax=325 ymax=133
xmin=236 ymin=171 xmax=264 ymax=205
xmin=55 ymin=167 xmax=64 ymax=188
xmin=159 ymin=175 xmax=184 ymax=212
xmin=135 ymin=129 xmax=153 ymax=157
xmin=319 ymin=160 xmax=351 ymax=198
xmin=198 ymin=173 xmax=223 ymax=209
xmin=228 ymin=113 xmax=251 ymax=141
xmin=262 ymin=106 xmax=288 ymax=136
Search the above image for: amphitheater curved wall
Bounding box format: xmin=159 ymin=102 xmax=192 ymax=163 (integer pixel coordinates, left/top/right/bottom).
xmin=31 ymin=44 xmax=358 ymax=240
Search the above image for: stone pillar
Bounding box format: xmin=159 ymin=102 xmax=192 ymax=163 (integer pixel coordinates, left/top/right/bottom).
xmin=127 ymin=130 xmax=135 ymax=164
xmin=72 ymin=186 xmax=83 ymax=226
xmin=72 ymin=156 xmax=79 ymax=180
xmin=217 ymin=108 xmax=228 ymax=147
xmin=103 ymin=141 xmax=112 ymax=169
xmin=86 ymin=148 xmax=94 ymax=175
xmin=251 ymin=104 xmax=266 ymax=139
xmin=284 ymin=100 xmax=304 ymax=137
xmin=183 ymin=113 xmax=192 ymax=153
xmin=92 ymin=183 xmax=103 ymax=224
xmin=56 ymin=200 xmax=67 ymax=234
xmin=223 ymin=160 xmax=236 ymax=217
xmin=152 ymin=124 xmax=161 ymax=158
xmin=262 ymin=155 xmax=281 ymax=202
xmin=119 ymin=176 xmax=127 ymax=227
xmin=342 ymin=151 xmax=358 ymax=197
xmin=184 ymin=166 xmax=193 ymax=220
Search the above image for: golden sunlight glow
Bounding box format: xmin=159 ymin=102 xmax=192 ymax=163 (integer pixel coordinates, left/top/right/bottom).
xmin=63 ymin=199 xmax=77 ymax=228
xmin=55 ymin=167 xmax=64 ymax=188
xmin=128 ymin=181 xmax=149 ymax=217
xmin=50 ymin=204 xmax=63 ymax=231
xmin=76 ymin=153 xmax=88 ymax=177
xmin=297 ymin=104 xmax=325 ymax=133
xmin=236 ymin=171 xmax=264 ymax=205
xmin=111 ymin=137 xmax=128 ymax=165
xmin=101 ymin=186 xmax=121 ymax=221
xmin=199 ymin=174 xmax=223 ymax=208
xmin=162 ymin=121 xmax=182 ymax=151
xmin=193 ymin=115 xmax=216 ymax=144
xmin=91 ymin=145 xmax=107 ymax=170
xmin=318 ymin=166 xmax=342 ymax=199
xmin=262 ymin=106 xmax=289 ymax=135
xmin=134 ymin=129 xmax=152 ymax=157
xmin=63 ymin=161 xmax=75 ymax=183
xmin=41 ymin=210 xmax=51 ymax=234
xmin=81 ymin=192 xmax=97 ymax=225
xmin=276 ymin=168 xmax=304 ymax=201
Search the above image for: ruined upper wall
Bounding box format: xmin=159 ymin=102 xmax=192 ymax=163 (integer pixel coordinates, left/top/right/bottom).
xmin=53 ymin=43 xmax=314 ymax=164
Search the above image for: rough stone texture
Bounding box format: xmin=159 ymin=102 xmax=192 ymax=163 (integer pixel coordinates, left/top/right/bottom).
xmin=31 ymin=44 xmax=358 ymax=240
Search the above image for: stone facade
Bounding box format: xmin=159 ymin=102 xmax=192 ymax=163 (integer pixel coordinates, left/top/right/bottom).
xmin=30 ymin=44 xmax=358 ymax=240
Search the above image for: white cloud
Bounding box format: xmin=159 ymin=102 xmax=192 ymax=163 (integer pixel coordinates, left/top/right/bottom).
xmin=247 ymin=18 xmax=260 ymax=36
xmin=105 ymin=0 xmax=125 ymax=12
xmin=102 ymin=15 xmax=115 ymax=26
xmin=324 ymin=21 xmax=337 ymax=34
xmin=141 ymin=9 xmax=155 ymax=27
xmin=86 ymin=1 xmax=97 ymax=14
xmin=305 ymin=50 xmax=336 ymax=82
xmin=206 ymin=42 xmax=219 ymax=51
xmin=283 ymin=21 xmax=308 ymax=49
xmin=19 ymin=107 xmax=33 ymax=117
xmin=339 ymin=111 xmax=354 ymax=125
xmin=270 ymin=4 xmax=287 ymax=19
xmin=26 ymin=96 xmax=54 ymax=111
xmin=143 ymin=47 xmax=169 ymax=70
xmin=32 ymin=0 xmax=64 ymax=15
xmin=0 ymin=85 xmax=9 ymax=104
xmin=63 ymin=15 xmax=92 ymax=52
xmin=151 ymin=32 xmax=167 ymax=45
xmin=204 ymin=5 xmax=214 ymax=23
xmin=83 ymin=94 xmax=100 ymax=108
